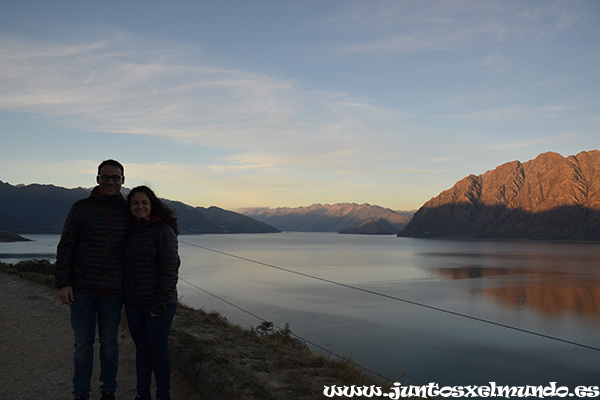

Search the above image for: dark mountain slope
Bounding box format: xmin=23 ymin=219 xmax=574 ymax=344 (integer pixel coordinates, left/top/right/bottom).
xmin=196 ymin=206 xmax=281 ymax=234
xmin=339 ymin=218 xmax=397 ymax=235
xmin=0 ymin=181 xmax=89 ymax=233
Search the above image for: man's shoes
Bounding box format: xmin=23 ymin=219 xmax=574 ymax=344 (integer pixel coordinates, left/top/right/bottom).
xmin=100 ymin=393 xmax=115 ymax=400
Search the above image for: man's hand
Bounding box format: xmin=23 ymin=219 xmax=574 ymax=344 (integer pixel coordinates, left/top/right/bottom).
xmin=58 ymin=286 xmax=74 ymax=304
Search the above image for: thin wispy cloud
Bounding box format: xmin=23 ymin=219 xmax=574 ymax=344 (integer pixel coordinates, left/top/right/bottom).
xmin=327 ymin=0 xmax=585 ymax=57
xmin=0 ymin=32 xmax=408 ymax=156
xmin=455 ymin=105 xmax=570 ymax=121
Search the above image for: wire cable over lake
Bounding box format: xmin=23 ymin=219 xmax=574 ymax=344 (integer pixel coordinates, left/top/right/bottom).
xmin=179 ymin=240 xmax=600 ymax=354
xmin=178 ymin=276 xmax=400 ymax=383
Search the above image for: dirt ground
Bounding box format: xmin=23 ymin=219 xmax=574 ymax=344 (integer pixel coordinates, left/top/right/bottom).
xmin=0 ymin=272 xmax=203 ymax=400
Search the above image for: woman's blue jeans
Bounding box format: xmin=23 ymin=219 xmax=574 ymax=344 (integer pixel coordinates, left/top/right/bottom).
xmin=125 ymin=303 xmax=176 ymax=399
xmin=70 ymin=292 xmax=123 ymax=398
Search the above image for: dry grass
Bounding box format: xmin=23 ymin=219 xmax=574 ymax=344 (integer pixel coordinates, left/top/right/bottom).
xmin=170 ymin=303 xmax=393 ymax=399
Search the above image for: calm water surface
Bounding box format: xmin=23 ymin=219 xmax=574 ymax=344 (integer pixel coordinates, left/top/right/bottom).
xmin=2 ymin=232 xmax=599 ymax=387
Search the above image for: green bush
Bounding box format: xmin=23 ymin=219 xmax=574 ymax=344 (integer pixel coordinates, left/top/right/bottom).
xmin=0 ymin=259 xmax=56 ymax=275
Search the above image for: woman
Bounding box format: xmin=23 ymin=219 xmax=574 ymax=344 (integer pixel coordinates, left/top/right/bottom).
xmin=123 ymin=186 xmax=180 ymax=400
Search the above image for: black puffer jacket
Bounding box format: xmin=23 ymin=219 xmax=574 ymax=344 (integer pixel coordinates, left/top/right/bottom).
xmin=123 ymin=217 xmax=180 ymax=315
xmin=55 ymin=187 xmax=130 ymax=294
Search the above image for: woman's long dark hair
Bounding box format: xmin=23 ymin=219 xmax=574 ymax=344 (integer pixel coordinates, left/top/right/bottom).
xmin=128 ymin=185 xmax=179 ymax=235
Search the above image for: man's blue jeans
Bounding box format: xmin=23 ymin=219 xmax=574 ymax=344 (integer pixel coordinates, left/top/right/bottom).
xmin=70 ymin=292 xmax=123 ymax=398
xmin=125 ymin=303 xmax=176 ymax=399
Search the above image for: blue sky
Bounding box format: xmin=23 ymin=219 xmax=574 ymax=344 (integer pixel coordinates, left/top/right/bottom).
xmin=0 ymin=0 xmax=598 ymax=211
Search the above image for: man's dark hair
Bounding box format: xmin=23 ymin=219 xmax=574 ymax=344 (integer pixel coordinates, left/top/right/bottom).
xmin=97 ymin=159 xmax=125 ymax=177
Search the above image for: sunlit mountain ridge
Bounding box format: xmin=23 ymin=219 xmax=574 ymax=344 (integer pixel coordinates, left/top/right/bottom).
xmin=399 ymin=150 xmax=600 ymax=241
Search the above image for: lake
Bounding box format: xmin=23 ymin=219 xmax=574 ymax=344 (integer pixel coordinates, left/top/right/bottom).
xmin=2 ymin=232 xmax=599 ymax=388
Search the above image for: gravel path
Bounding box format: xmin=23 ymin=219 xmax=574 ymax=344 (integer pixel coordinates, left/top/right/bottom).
xmin=0 ymin=272 xmax=203 ymax=400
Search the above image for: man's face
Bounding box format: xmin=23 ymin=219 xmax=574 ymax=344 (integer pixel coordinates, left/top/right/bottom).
xmin=96 ymin=165 xmax=124 ymax=196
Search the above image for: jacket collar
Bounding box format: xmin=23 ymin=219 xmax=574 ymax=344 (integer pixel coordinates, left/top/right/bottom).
xmin=134 ymin=214 xmax=163 ymax=227
xmin=90 ymin=186 xmax=124 ymax=202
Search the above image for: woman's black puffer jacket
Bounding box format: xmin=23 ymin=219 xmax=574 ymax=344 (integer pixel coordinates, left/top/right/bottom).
xmin=123 ymin=217 xmax=180 ymax=315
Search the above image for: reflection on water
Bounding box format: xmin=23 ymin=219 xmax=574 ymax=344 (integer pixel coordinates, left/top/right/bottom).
xmin=436 ymin=267 xmax=600 ymax=316
xmin=420 ymin=243 xmax=600 ymax=318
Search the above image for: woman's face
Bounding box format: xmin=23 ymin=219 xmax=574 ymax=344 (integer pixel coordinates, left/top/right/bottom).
xmin=130 ymin=192 xmax=151 ymax=221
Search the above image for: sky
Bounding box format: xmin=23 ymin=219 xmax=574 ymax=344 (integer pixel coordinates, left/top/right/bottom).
xmin=0 ymin=0 xmax=598 ymax=211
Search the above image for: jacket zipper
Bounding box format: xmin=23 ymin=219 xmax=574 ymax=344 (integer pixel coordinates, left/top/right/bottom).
xmin=103 ymin=197 xmax=113 ymax=294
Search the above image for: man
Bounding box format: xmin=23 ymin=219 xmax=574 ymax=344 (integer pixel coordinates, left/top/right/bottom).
xmin=55 ymin=160 xmax=131 ymax=400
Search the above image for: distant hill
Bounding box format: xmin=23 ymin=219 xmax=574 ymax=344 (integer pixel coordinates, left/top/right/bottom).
xmin=239 ymin=203 xmax=413 ymax=233
xmin=398 ymin=150 xmax=600 ymax=241
xmin=0 ymin=181 xmax=280 ymax=234
xmin=0 ymin=230 xmax=31 ymax=242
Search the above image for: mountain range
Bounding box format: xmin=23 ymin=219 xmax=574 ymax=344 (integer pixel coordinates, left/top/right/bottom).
xmin=398 ymin=150 xmax=600 ymax=241
xmin=238 ymin=203 xmax=413 ymax=233
xmin=0 ymin=181 xmax=279 ymax=234
xmin=3 ymin=149 xmax=599 ymax=241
